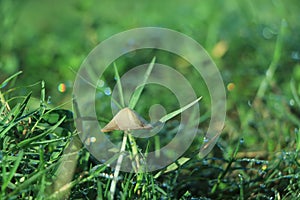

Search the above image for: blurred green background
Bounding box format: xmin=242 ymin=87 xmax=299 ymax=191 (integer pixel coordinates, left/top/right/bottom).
xmin=1 ymin=1 xmax=300 ymax=198
xmin=1 ymin=0 xmax=300 ymax=144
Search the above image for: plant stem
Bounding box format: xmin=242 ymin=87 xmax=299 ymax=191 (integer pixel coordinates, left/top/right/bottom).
xmin=110 ymin=131 xmax=128 ymax=200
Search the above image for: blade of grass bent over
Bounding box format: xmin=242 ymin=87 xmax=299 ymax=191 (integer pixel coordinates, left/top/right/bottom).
xmin=0 ymin=71 xmax=22 ymax=89
xmin=159 ymin=97 xmax=202 ymax=123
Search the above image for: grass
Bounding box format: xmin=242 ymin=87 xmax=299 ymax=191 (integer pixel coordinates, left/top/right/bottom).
xmin=106 ymin=58 xmax=202 ymax=199
xmin=1 ymin=60 xmax=300 ymax=199
xmin=1 ymin=0 xmax=300 ymax=199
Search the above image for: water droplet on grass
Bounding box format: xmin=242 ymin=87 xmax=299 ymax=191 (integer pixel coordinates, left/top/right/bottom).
xmin=203 ymin=137 xmax=209 ymax=143
xmin=104 ymin=87 xmax=111 ymax=95
xmin=97 ymin=79 xmax=105 ymax=88
xmin=291 ymin=51 xmax=300 ymax=60
xmin=20 ymin=176 xmax=25 ymax=183
xmin=85 ymin=137 xmax=97 ymax=145
xmin=202 ymin=159 xmax=208 ymax=165
xmin=258 ymin=169 xmax=266 ymax=176
xmin=260 ymin=184 xmax=266 ymax=189
xmin=90 ymin=137 xmax=96 ymax=142
xmin=47 ymin=96 xmax=52 ymax=104
xmin=262 ymin=27 xmax=275 ymax=39
xmin=255 ymin=161 xmax=262 ymax=165
xmin=240 ymin=138 xmax=244 ymax=144
xmin=247 ymin=100 xmax=252 ymax=107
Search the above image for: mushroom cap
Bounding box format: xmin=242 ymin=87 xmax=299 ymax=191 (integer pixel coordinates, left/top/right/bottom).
xmin=101 ymin=107 xmax=153 ymax=132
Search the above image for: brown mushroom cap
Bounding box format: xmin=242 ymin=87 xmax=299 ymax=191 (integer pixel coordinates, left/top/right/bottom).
xmin=101 ymin=107 xmax=153 ymax=132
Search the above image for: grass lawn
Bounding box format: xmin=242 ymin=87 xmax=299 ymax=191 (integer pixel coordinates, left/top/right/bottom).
xmin=1 ymin=0 xmax=300 ymax=199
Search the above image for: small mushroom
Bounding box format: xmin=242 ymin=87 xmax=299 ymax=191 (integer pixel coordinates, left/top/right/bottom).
xmin=101 ymin=107 xmax=153 ymax=132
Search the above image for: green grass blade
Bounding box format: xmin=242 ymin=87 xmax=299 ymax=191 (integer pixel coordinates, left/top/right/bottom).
xmin=159 ymin=97 xmax=202 ymax=123
xmin=7 ymin=162 xmax=59 ymax=198
xmin=97 ymin=181 xmax=104 ymax=200
xmin=1 ymin=150 xmax=24 ymax=193
xmin=239 ymin=174 xmax=244 ymax=200
xmin=36 ymin=174 xmax=46 ymax=200
xmin=16 ymin=116 xmax=66 ymax=149
xmin=0 ymin=71 xmax=23 ymax=88
xmin=40 ymin=80 xmax=46 ymax=110
xmin=151 ymin=176 xmax=156 ymax=200
xmin=256 ymin=19 xmax=287 ymax=99
xmin=14 ymin=92 xmax=32 ymax=121
xmin=295 ymin=129 xmax=300 ymax=152
xmin=129 ymin=57 xmax=156 ymax=109
xmin=290 ymin=79 xmax=300 ymax=108
xmin=0 ymin=120 xmax=20 ymax=139
xmin=31 ymin=136 xmax=72 ymax=145
xmin=114 ymin=63 xmax=125 ymax=107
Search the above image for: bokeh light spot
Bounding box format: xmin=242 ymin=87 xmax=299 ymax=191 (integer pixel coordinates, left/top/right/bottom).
xmin=212 ymin=40 xmax=228 ymax=58
xmin=227 ymin=82 xmax=235 ymax=91
xmin=58 ymin=83 xmax=66 ymax=93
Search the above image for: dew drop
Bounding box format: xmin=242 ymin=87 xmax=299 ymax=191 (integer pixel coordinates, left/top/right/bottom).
xmin=289 ymin=99 xmax=295 ymax=106
xmin=47 ymin=96 xmax=52 ymax=104
xmin=90 ymin=137 xmax=96 ymax=143
xmin=20 ymin=176 xmax=25 ymax=183
xmin=85 ymin=137 xmax=96 ymax=146
xmin=162 ymin=182 xmax=170 ymax=188
xmin=104 ymin=87 xmax=111 ymax=96
xmin=203 ymin=137 xmax=209 ymax=143
xmin=262 ymin=27 xmax=274 ymax=39
xmin=255 ymin=161 xmax=262 ymax=165
xmin=260 ymin=184 xmax=266 ymax=189
xmin=97 ymin=80 xmax=104 ymax=88
xmin=258 ymin=169 xmax=266 ymax=176
xmin=238 ymin=173 xmax=243 ymax=180
xmin=247 ymin=100 xmax=252 ymax=107
xmin=240 ymin=138 xmax=244 ymax=144
xmin=291 ymin=51 xmax=300 ymax=60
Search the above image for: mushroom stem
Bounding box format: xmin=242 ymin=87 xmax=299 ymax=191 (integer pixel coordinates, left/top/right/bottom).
xmin=110 ymin=131 xmax=128 ymax=200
